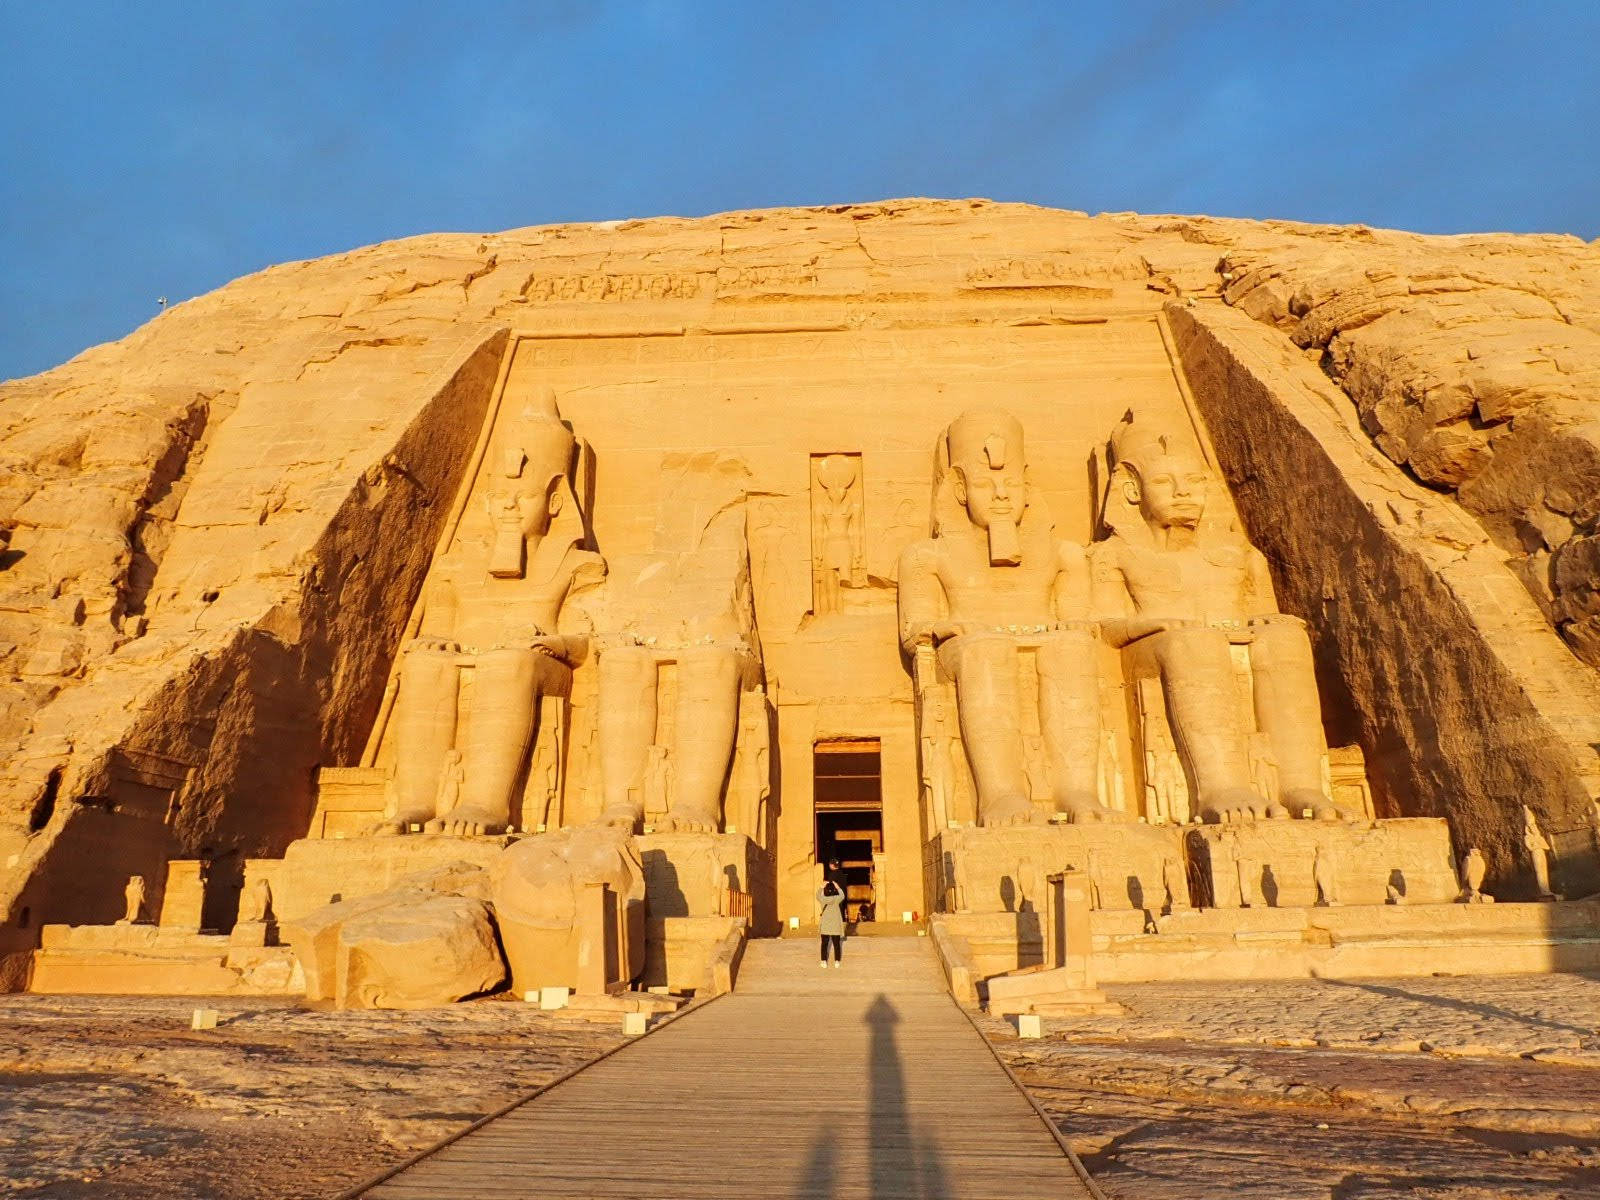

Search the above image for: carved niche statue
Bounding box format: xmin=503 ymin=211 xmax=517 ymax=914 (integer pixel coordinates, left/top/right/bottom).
xmin=379 ymin=389 xmax=605 ymax=836
xmin=898 ymin=408 xmax=1123 ymax=826
xmin=1091 ymin=414 xmax=1349 ymax=824
xmin=811 ymin=453 xmax=865 ymax=614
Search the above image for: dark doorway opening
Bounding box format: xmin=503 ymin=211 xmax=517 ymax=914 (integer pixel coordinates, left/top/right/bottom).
xmin=814 ymin=740 xmax=882 ymax=922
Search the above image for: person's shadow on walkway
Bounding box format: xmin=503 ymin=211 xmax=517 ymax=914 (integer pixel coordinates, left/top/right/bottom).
xmin=800 ymin=998 xmax=947 ymax=1200
xmin=868 ymin=994 xmax=951 ymax=1200
xmin=798 ymin=996 xmax=952 ymax=1199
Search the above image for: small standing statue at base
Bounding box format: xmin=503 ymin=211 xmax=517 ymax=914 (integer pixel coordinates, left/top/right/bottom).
xmin=1161 ymin=855 xmax=1189 ymax=915
xmin=1312 ymin=844 xmax=1339 ymax=907
xmin=1235 ymin=852 xmax=1257 ymax=909
xmin=118 ymin=875 xmax=146 ymax=925
xmin=1457 ymin=847 xmax=1493 ymax=904
xmin=232 ymin=878 xmax=278 ymax=947
xmin=1522 ymin=805 xmax=1559 ymax=900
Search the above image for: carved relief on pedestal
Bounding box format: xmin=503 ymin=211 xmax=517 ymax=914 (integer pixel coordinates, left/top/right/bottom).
xmin=810 ymin=453 xmax=865 ymax=615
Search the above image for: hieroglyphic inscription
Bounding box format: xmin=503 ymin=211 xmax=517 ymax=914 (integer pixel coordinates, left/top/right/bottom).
xmin=523 ymin=273 xmax=705 ymax=302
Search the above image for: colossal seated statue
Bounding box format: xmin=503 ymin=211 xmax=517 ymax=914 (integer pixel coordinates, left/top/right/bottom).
xmin=579 ymin=451 xmax=764 ymax=836
xmin=898 ymin=408 xmax=1121 ymax=826
xmin=1091 ymin=415 xmax=1350 ymax=823
xmin=378 ymin=390 xmax=604 ymax=837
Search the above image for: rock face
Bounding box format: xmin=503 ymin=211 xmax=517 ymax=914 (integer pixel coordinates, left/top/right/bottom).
xmin=1213 ymin=230 xmax=1600 ymax=666
xmin=1 ymin=199 xmax=1598 ymax=975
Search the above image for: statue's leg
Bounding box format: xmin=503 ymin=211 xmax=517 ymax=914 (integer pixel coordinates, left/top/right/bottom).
xmin=664 ymin=646 xmax=742 ymax=833
xmin=1037 ymin=629 xmax=1126 ymax=822
xmin=1151 ymin=627 xmax=1262 ymax=823
xmin=597 ymin=646 xmax=657 ymax=831
xmin=383 ymin=642 xmax=459 ymax=834
xmin=444 ymin=646 xmax=541 ymax=835
xmin=1249 ymin=622 xmax=1345 ymax=819
xmin=939 ymin=633 xmax=1037 ymax=826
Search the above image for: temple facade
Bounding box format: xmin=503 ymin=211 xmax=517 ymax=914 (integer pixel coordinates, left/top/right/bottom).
xmin=4 ymin=201 xmax=1599 ymax=1004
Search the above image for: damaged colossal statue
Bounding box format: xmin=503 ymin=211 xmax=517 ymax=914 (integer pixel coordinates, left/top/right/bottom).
xmin=583 ymin=451 xmax=765 ymax=835
xmin=898 ymin=408 xmax=1123 ymax=826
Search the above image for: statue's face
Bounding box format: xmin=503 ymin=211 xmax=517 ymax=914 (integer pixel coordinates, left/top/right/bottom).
xmin=1130 ymin=454 xmax=1208 ymax=530
xmin=957 ymin=463 xmax=1025 ymax=529
xmin=944 ymin=411 xmax=1029 ymax=537
xmin=525 ymin=474 xmax=565 ymax=537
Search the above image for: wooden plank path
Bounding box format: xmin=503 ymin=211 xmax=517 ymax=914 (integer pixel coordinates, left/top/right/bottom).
xmin=350 ymin=937 xmax=1101 ymax=1199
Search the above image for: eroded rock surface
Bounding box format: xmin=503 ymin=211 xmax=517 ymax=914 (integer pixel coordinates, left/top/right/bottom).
xmin=989 ymin=973 xmax=1600 ymax=1199
xmin=0 ymin=993 xmax=629 ymax=1199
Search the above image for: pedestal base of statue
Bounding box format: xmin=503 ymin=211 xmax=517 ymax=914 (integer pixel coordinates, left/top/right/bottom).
xmin=926 ymin=822 xmax=1184 ymax=918
xmin=1185 ymin=816 xmax=1457 ymax=909
xmin=266 ymin=834 xmax=514 ymax=924
xmin=1085 ymin=895 xmax=1600 ymax=982
xmin=28 ymin=923 xmax=302 ymax=996
xmin=983 ymin=961 xmax=1125 ymax=1018
xmin=634 ymin=829 xmax=772 ymax=991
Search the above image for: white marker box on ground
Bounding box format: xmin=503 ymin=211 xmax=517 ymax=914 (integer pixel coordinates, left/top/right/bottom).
xmin=190 ymin=1008 xmax=219 ymax=1030
xmin=1013 ymin=1014 xmax=1043 ymax=1039
xmin=788 ymin=915 xmax=800 ymax=930
xmin=539 ymin=986 xmax=570 ymax=1010
xmin=623 ymin=1011 xmax=648 ymax=1036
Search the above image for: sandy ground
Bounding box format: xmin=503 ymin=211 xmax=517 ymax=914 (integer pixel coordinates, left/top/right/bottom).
xmin=4 ymin=974 xmax=1599 ymax=1198
xmin=0 ymin=994 xmax=629 ymax=1199
xmin=985 ymin=973 xmax=1600 ymax=1200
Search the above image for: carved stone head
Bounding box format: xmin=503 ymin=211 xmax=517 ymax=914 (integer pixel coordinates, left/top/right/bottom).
xmin=944 ymin=408 xmax=1028 ymax=564
xmin=1109 ymin=418 xmax=1211 ymax=534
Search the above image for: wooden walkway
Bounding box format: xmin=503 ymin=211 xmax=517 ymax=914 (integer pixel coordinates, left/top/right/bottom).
xmin=350 ymin=937 xmax=1100 ymax=1199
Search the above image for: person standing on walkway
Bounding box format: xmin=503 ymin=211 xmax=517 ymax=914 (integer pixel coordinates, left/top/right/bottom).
xmin=818 ymin=878 xmax=846 ymax=968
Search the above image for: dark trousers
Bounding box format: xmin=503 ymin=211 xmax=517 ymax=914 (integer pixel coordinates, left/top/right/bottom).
xmin=820 ymin=934 xmax=843 ymax=963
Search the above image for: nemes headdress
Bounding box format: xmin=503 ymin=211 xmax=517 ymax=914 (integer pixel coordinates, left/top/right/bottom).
xmin=1107 ymin=411 xmax=1179 ymax=480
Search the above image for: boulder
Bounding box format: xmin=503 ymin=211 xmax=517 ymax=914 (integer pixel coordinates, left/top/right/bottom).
xmin=335 ymin=894 xmax=504 ymax=1010
xmin=283 ymin=861 xmax=505 ymax=1008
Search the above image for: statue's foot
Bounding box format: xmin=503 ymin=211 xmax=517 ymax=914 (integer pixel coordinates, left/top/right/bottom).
xmin=1284 ymin=789 xmax=1355 ymax=821
xmin=1198 ymin=788 xmax=1269 ymax=824
xmin=981 ymin=794 xmax=1045 ymax=827
xmin=432 ymin=805 xmax=508 ymax=837
xmin=1055 ymin=792 xmax=1134 ymax=824
xmin=658 ymin=807 xmax=720 ymax=834
xmin=1264 ymin=802 xmax=1291 ymax=820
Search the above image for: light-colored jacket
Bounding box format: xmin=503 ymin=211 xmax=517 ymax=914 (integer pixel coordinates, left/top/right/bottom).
xmin=817 ymin=885 xmax=847 ymax=936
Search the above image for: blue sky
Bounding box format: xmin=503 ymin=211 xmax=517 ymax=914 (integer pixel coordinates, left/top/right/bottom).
xmin=3 ymin=1 xmax=1597 ymax=380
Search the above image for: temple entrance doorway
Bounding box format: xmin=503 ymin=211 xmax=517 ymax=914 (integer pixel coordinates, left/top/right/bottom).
xmin=813 ymin=740 xmax=883 ymax=922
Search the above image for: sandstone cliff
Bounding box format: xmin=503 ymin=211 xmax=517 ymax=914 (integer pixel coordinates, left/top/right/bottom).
xmin=1 ymin=199 xmax=1596 ymax=966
